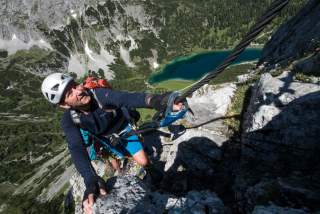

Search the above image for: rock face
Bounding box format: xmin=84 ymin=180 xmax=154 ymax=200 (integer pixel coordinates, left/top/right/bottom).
xmin=67 ymin=68 xmax=320 ymax=213
xmin=93 ymin=176 xmax=148 ymax=214
xmin=0 ymin=0 xmax=157 ymax=77
xmin=186 ymin=83 xmax=237 ymax=135
xmin=0 ymin=0 xmax=85 ymax=41
xmin=91 ymin=176 xmax=225 ymax=214
xmin=259 ymin=0 xmax=320 ymax=66
xmin=242 ymin=72 xmax=320 ymax=167
xmin=293 ymin=51 xmax=320 ymax=76
xmin=158 ymin=84 xmax=236 ymax=195
xmin=72 ymin=175 xmax=226 ymax=214
xmin=237 ymin=72 xmax=320 ymax=213
xmin=71 ymin=167 xmax=227 ymax=214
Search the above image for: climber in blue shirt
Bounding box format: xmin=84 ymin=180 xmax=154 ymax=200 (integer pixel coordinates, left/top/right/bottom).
xmin=41 ymin=73 xmax=184 ymax=214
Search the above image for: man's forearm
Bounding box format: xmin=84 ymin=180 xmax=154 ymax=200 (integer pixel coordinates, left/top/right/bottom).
xmin=68 ymin=143 xmax=98 ymax=190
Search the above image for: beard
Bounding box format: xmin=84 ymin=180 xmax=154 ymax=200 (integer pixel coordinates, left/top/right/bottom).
xmin=72 ymin=93 xmax=91 ymax=111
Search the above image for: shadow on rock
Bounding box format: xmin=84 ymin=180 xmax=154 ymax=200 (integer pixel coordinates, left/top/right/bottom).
xmin=158 ymin=134 xmax=242 ymax=213
xmin=105 ymin=176 xmax=118 ymax=192
xmin=238 ymin=91 xmax=320 ymax=213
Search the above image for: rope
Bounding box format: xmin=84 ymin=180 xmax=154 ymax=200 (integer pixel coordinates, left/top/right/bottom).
xmin=176 ymin=0 xmax=289 ymax=102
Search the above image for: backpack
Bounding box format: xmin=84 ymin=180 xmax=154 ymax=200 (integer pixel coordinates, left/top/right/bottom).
xmin=83 ymin=76 xmax=112 ymax=89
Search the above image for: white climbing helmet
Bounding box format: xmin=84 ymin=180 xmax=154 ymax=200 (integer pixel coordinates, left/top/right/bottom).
xmin=41 ymin=73 xmax=74 ymax=104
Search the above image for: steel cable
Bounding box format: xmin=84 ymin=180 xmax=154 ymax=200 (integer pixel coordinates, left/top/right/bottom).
xmin=176 ymin=0 xmax=289 ymax=102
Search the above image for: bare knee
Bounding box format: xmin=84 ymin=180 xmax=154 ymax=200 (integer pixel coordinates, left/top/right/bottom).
xmin=132 ymin=150 xmax=149 ymax=167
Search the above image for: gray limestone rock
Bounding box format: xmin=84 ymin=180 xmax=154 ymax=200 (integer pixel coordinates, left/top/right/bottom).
xmin=0 ymin=0 xmax=86 ymax=41
xmin=236 ymin=72 xmax=320 ymax=212
xmin=186 ymin=83 xmax=236 ymax=135
xmin=74 ymin=175 xmax=225 ymax=214
xmin=237 ymin=73 xmax=254 ymax=84
xmin=0 ymin=0 xmax=158 ymax=77
xmin=93 ymin=176 xmax=148 ymax=214
xmin=164 ymin=191 xmax=225 ymax=214
xmin=242 ymin=72 xmax=320 ymax=169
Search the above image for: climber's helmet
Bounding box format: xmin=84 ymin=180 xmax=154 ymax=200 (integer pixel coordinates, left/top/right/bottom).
xmin=41 ymin=73 xmax=74 ymax=104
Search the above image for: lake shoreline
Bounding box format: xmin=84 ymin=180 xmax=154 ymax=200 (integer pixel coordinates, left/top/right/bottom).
xmin=151 ymin=63 xmax=256 ymax=92
xmin=151 ymin=47 xmax=262 ymax=75
xmin=149 ymin=48 xmax=262 ymax=84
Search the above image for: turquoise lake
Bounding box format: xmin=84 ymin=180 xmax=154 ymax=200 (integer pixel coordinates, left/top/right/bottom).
xmin=149 ymin=48 xmax=262 ymax=83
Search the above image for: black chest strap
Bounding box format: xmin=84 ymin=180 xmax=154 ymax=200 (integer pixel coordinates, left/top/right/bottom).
xmin=70 ymin=89 xmax=118 ymax=126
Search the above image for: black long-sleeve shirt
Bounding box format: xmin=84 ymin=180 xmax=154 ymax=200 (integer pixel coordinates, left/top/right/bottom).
xmin=61 ymin=88 xmax=150 ymax=190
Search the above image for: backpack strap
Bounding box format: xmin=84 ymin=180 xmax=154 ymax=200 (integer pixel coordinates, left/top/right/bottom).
xmin=90 ymin=89 xmax=117 ymax=118
xmin=70 ymin=109 xmax=81 ymax=126
xmin=90 ymin=89 xmax=103 ymax=109
xmin=70 ymin=89 xmax=126 ymax=134
xmin=69 ymin=89 xmax=117 ymax=127
xmin=91 ymin=88 xmax=139 ymax=124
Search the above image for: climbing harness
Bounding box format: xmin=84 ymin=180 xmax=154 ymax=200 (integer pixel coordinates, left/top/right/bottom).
xmin=71 ymin=88 xmax=141 ymax=160
xmin=79 ymin=124 xmax=141 ymax=160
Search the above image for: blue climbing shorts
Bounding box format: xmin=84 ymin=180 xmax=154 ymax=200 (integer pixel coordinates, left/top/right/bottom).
xmin=123 ymin=130 xmax=143 ymax=155
xmin=80 ymin=124 xmax=143 ymax=160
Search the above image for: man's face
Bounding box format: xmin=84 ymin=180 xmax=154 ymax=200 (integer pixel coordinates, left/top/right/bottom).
xmin=62 ymin=82 xmax=91 ymax=108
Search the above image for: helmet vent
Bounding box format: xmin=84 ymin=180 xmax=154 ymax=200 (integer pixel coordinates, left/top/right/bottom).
xmin=50 ymin=94 xmax=55 ymax=101
xmin=51 ymin=84 xmax=59 ymax=91
xmin=62 ymin=74 xmax=69 ymax=79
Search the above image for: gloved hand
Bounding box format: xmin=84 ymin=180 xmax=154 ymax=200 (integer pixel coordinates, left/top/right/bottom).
xmin=82 ymin=177 xmax=107 ymax=214
xmin=148 ymin=92 xmax=172 ymax=112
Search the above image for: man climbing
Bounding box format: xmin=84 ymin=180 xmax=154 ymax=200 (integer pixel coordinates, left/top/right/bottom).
xmin=41 ymin=72 xmax=185 ymax=214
